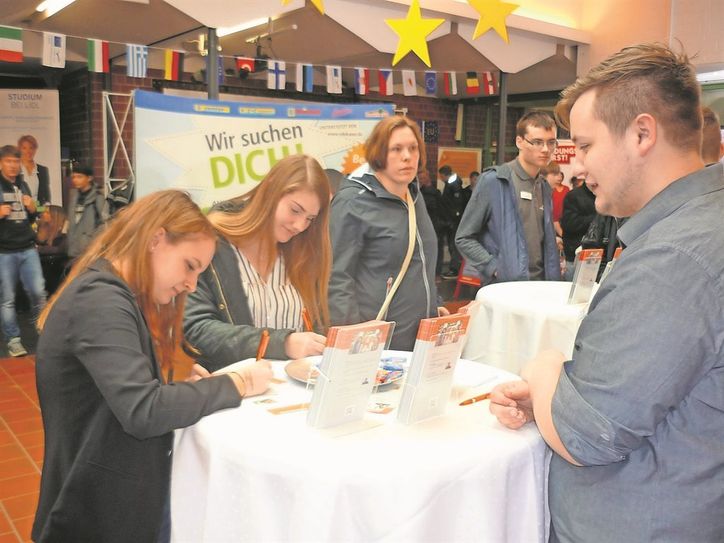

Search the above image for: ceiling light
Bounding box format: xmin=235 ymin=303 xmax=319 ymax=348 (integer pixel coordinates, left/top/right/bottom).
xmin=36 ymin=0 xmax=77 ymax=17
xmin=217 ymin=17 xmax=268 ymax=38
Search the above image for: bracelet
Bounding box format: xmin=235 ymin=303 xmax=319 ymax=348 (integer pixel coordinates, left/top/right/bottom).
xmin=230 ymin=371 xmax=247 ymax=398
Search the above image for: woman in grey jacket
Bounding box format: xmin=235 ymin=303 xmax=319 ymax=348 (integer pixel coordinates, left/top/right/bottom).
xmin=329 ymin=115 xmax=441 ymax=350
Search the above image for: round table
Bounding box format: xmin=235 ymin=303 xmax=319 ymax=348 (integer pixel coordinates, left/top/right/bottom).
xmin=462 ymin=281 xmax=588 ymax=374
xmin=170 ymin=355 xmax=549 ymax=542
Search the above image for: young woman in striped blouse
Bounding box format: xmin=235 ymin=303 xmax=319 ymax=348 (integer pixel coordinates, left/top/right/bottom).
xmin=184 ymin=154 xmax=332 ymax=372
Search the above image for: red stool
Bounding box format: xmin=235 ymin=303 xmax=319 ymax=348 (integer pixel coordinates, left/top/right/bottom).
xmin=453 ymin=259 xmax=482 ymax=300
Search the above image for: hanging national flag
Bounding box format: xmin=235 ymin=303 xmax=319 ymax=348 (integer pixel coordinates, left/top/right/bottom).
xmin=402 ymin=70 xmax=417 ymax=96
xmin=0 ymin=26 xmax=23 ymax=63
xmin=164 ymin=50 xmax=184 ymax=81
xmin=482 ymin=71 xmax=498 ymax=96
xmin=236 ymin=56 xmax=255 ymax=74
xmin=42 ymin=32 xmax=65 ymax=68
xmin=87 ymin=39 xmax=109 ymax=73
xmin=296 ymin=63 xmax=314 ymax=92
xmin=443 ymin=71 xmax=457 ymax=96
xmin=326 ymin=65 xmax=342 ymax=94
xmin=126 ymin=44 xmax=148 ymax=78
xmin=378 ymin=69 xmax=393 ymax=96
xmin=267 ymin=60 xmax=286 ymax=90
xmin=354 ymin=68 xmax=369 ymax=96
xmin=424 ymin=71 xmax=436 ymax=95
xmin=466 ymin=71 xmax=480 ymax=95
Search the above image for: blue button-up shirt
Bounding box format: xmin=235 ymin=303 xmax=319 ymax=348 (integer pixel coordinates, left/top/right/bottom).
xmin=550 ymin=163 xmax=724 ymax=542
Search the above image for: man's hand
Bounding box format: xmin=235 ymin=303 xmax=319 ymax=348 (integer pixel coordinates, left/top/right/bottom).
xmin=489 ymin=380 xmax=534 ymax=429
xmin=0 ymin=204 xmax=10 ymax=219
xmin=22 ymin=195 xmax=36 ymax=213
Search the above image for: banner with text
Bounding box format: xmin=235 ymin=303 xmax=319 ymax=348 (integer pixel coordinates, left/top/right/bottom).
xmin=0 ymin=89 xmax=62 ymax=205
xmin=134 ymin=90 xmax=394 ymax=208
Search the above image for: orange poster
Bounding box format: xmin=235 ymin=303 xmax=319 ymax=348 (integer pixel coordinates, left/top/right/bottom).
xmin=437 ymin=147 xmax=481 ymax=183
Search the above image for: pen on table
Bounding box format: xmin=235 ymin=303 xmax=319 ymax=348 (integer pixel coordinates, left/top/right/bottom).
xmin=301 ymin=307 xmax=313 ymax=332
xmin=459 ymin=392 xmax=491 ymax=406
xmin=256 ymin=329 xmax=270 ymax=361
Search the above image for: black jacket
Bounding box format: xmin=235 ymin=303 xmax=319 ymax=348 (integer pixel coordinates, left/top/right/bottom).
xmin=560 ymin=184 xmax=596 ymax=261
xmin=0 ymin=173 xmax=37 ymax=252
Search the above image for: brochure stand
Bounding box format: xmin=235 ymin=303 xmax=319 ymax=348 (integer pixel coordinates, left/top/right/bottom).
xmin=568 ymin=248 xmax=604 ymax=304
xmin=397 ymin=313 xmax=471 ymax=425
xmin=307 ymin=320 xmax=395 ymax=429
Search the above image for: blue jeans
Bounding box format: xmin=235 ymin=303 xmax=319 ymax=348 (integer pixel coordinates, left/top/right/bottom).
xmin=0 ymin=248 xmax=47 ymax=341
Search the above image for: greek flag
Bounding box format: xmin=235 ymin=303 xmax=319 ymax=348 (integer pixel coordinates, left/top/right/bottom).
xmin=126 ymin=44 xmax=148 ymax=78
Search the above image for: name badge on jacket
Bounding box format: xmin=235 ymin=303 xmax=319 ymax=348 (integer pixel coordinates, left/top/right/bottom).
xmin=520 ymin=191 xmax=533 ymax=201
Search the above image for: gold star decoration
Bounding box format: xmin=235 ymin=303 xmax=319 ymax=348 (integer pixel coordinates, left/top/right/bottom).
xmin=385 ymin=0 xmax=444 ymax=67
xmin=281 ymin=0 xmax=324 ymax=15
xmin=467 ymin=0 xmax=519 ymax=43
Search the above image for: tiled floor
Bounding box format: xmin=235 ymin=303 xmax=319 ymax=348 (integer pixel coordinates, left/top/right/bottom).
xmin=0 ymin=355 xmax=41 ymax=543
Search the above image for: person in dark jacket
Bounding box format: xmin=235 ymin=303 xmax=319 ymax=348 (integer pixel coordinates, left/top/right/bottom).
xmin=418 ymin=169 xmax=446 ymax=276
xmin=456 ymin=111 xmax=561 ymax=283
xmin=329 ymin=115 xmax=441 ymax=351
xmin=67 ymin=165 xmax=108 ymax=259
xmin=439 ymin=165 xmax=469 ymax=278
xmin=0 ymin=144 xmax=46 ymax=357
xmin=560 ymin=180 xmax=596 ymax=279
xmin=184 ymin=154 xmax=330 ymax=372
xmin=32 ymin=190 xmax=272 ymax=543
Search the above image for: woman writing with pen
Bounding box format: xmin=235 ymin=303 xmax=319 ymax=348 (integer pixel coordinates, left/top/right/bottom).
xmin=184 ymin=154 xmax=331 ymax=372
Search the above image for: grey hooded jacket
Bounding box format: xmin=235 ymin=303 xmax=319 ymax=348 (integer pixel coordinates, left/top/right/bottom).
xmin=328 ymin=164 xmax=438 ymax=350
xmin=67 ymin=184 xmax=108 ymax=258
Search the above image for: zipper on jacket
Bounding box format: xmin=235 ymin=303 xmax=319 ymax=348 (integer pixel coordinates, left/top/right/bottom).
xmin=210 ymin=262 xmax=235 ymax=324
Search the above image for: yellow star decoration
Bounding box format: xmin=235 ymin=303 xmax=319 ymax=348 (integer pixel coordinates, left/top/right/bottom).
xmin=281 ymin=0 xmax=324 ymax=15
xmin=467 ymin=0 xmax=519 ymax=43
xmin=385 ymin=0 xmax=444 ymax=67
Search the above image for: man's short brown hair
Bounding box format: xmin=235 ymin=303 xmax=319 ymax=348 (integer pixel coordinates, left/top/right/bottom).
xmin=555 ymin=43 xmax=702 ymax=153
xmin=364 ymin=115 xmax=426 ymax=172
xmin=516 ymin=111 xmax=556 ymax=138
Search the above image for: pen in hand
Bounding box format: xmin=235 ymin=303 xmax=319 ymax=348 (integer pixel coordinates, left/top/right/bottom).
xmin=256 ymin=329 xmax=270 ymax=361
xmin=301 ymin=308 xmax=313 ymax=332
xmin=459 ymin=392 xmax=491 ymax=406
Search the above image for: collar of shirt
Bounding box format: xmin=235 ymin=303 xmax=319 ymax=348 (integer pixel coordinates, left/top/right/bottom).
xmin=21 ymin=164 xmax=38 ymax=176
xmin=618 ymin=162 xmax=724 ymax=247
xmin=510 ymin=157 xmax=539 ymax=183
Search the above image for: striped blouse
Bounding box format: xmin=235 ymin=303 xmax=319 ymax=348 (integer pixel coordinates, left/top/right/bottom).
xmin=233 ymin=246 xmax=304 ymax=331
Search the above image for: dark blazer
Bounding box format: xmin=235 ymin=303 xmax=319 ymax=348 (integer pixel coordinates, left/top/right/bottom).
xmin=32 ymin=260 xmax=241 ymax=543
xmin=36 ymin=164 xmax=51 ymax=205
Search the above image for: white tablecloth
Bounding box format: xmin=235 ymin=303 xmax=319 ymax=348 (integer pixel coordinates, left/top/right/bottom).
xmin=462 ymin=281 xmax=587 ymax=374
xmin=171 ymin=354 xmax=549 ymax=543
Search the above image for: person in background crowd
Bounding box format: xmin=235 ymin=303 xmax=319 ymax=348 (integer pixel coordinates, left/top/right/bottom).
xmin=67 ymin=165 xmax=108 ymax=261
xmin=569 ymin=176 xmax=583 ymax=188
xmin=17 ymin=135 xmax=51 ymax=206
xmin=184 ymin=154 xmax=330 ymax=372
xmin=490 ymin=43 xmax=724 ymax=543
xmin=36 ymin=205 xmax=68 ymax=294
xmin=456 ymin=111 xmax=560 ymax=283
xmin=559 ymin=173 xmax=596 ymax=280
xmin=701 ymin=106 xmax=724 ymax=164
xmin=0 ymin=144 xmax=46 ymax=357
xmin=542 ymin=161 xmax=569 ymax=238
xmin=469 ymin=170 xmax=480 ymax=189
xmin=418 ymin=169 xmax=446 ymax=277
xmin=329 ymin=115 xmax=442 ymax=351
xmin=439 ymin=165 xmax=469 ymax=279
xmin=32 ymin=190 xmax=272 ymax=543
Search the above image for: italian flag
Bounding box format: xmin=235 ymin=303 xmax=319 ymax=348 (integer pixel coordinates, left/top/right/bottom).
xmin=87 ymin=39 xmax=109 ymax=73
xmin=0 ymin=26 xmax=23 ymax=63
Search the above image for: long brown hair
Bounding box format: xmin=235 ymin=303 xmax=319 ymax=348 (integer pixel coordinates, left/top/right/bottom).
xmin=36 ymin=205 xmax=67 ymax=246
xmin=209 ymin=154 xmax=331 ymax=328
xmin=38 ymin=190 xmax=217 ymax=378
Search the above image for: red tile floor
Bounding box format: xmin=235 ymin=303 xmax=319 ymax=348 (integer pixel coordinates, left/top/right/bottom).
xmin=0 ymin=355 xmax=41 ymax=543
